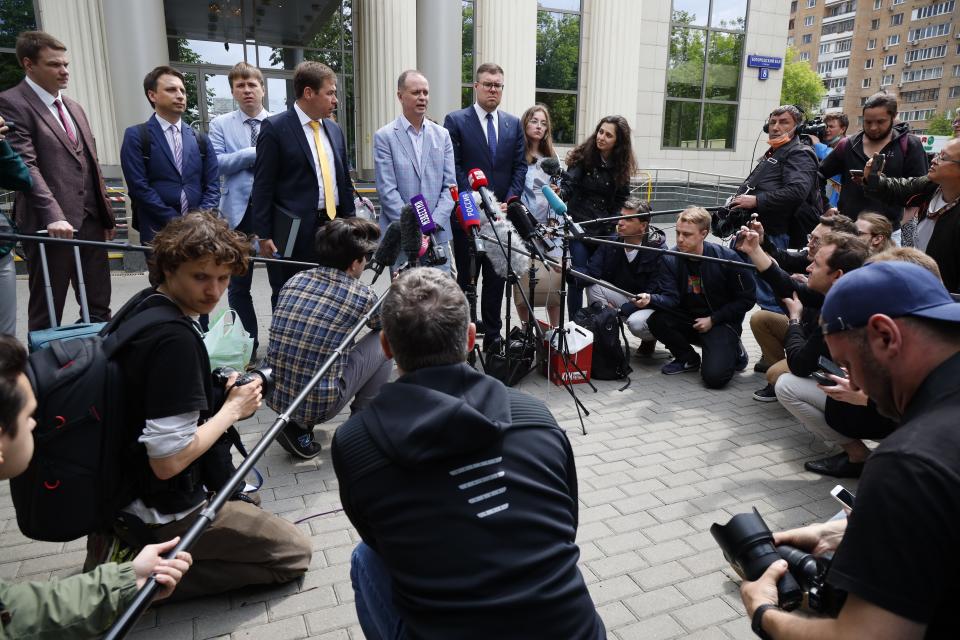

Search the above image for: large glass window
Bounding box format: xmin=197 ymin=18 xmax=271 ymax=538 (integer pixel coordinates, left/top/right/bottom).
xmin=0 ymin=0 xmax=38 ymax=92
xmin=164 ymin=0 xmax=355 ymax=164
xmin=535 ymin=2 xmax=581 ymax=145
xmin=663 ymin=0 xmax=746 ymax=150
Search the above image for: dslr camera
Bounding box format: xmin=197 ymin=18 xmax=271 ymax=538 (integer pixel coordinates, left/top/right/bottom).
xmin=211 ymin=365 xmax=273 ymax=421
xmin=711 ymin=508 xmax=844 ymax=614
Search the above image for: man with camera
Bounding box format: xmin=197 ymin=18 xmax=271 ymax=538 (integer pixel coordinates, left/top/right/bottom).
xmin=812 ymin=114 xmax=848 ymax=209
xmin=85 ymin=211 xmax=312 ymax=600
xmin=267 ymin=217 xmax=393 ymax=459
xmin=332 ymin=267 xmax=605 ymax=639
xmin=584 ymin=198 xmax=666 ymax=356
xmin=642 ymin=207 xmax=755 ymax=388
xmin=739 ymin=260 xmax=960 ymax=639
xmin=727 ymin=105 xmax=822 ymax=311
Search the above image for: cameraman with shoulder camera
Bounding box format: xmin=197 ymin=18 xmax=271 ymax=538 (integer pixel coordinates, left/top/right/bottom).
xmin=728 ymin=105 xmax=822 ymax=311
xmin=85 ymin=211 xmax=312 ymax=601
xmin=739 ymin=261 xmax=960 ymax=640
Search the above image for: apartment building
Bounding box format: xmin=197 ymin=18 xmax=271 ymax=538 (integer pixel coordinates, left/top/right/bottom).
xmin=787 ymin=0 xmax=959 ymax=133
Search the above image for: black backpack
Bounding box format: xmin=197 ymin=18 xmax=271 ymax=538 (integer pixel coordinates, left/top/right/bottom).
xmin=11 ymin=295 xmax=195 ymax=542
xmin=129 ymin=123 xmax=209 ymax=232
xmin=573 ymin=302 xmax=632 ymax=388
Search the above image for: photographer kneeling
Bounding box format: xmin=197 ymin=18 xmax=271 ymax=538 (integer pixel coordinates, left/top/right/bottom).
xmin=739 ymin=261 xmax=960 ymax=639
xmin=85 ymin=212 xmax=311 ymax=600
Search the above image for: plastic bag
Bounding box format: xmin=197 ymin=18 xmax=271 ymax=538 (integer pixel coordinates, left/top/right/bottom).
xmin=203 ymin=309 xmax=254 ymax=371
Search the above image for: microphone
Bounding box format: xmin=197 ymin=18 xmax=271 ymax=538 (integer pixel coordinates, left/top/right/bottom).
xmin=506 ymin=196 xmax=559 ymax=252
xmin=541 ymin=185 xmax=584 ymax=238
xmin=452 ymin=184 xmax=485 ymax=254
xmin=410 ymin=194 xmax=447 ymax=266
xmin=467 ymin=168 xmax=501 ymax=220
xmin=541 ymin=156 xmax=561 ymax=179
xmin=367 ymin=221 xmax=401 ymax=283
xmin=399 ymin=205 xmax=423 ymax=266
xmin=505 ymin=198 xmax=550 ymax=263
xmin=479 ymin=214 xmax=530 ymax=279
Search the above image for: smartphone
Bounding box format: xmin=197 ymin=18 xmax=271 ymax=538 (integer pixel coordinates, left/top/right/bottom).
xmin=872 ymin=153 xmax=886 ymax=174
xmin=849 ymin=169 xmax=864 ymax=178
xmin=818 ymin=356 xmax=847 ymax=380
xmin=811 ymin=371 xmax=835 ymax=386
xmin=831 ymin=484 xmax=855 ymax=510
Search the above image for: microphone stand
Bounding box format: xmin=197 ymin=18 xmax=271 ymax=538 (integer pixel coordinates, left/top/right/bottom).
xmin=463 ymin=236 xmax=483 ymax=367
xmin=580 ymin=236 xmax=758 ymax=270
xmin=105 ymin=295 xmax=387 ymax=639
xmin=579 ymin=205 xmax=723 ymax=227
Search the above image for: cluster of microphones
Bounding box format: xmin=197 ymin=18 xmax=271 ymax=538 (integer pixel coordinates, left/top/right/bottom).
xmin=367 ymin=167 xmax=577 ymax=283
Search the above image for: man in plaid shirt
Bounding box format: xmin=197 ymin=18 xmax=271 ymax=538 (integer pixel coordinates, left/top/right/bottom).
xmin=267 ymin=218 xmax=393 ymax=458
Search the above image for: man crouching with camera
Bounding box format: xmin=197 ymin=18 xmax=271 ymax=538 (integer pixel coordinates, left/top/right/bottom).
xmin=739 ymin=261 xmax=960 ymax=639
xmin=85 ymin=211 xmax=311 ymax=600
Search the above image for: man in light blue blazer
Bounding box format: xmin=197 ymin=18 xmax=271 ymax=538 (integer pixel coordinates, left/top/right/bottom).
xmin=208 ymin=62 xmax=270 ymax=355
xmin=374 ymin=70 xmax=456 ymax=273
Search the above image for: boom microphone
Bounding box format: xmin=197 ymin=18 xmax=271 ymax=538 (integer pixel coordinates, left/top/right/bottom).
xmin=478 ymin=208 xmax=530 ymax=278
xmin=453 ymin=184 xmax=485 ymax=254
xmin=399 ymin=205 xmax=423 ymax=265
xmin=542 ymin=185 xmax=584 ymax=238
xmin=367 ymin=222 xmax=401 ymax=283
xmin=467 ymin=168 xmax=501 ymax=219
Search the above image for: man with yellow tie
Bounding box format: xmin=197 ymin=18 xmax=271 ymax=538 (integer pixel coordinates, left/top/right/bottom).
xmin=252 ymin=61 xmax=356 ymax=308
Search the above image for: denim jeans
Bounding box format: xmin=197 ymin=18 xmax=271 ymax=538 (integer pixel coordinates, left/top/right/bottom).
xmin=755 ymin=233 xmax=790 ymax=312
xmin=351 ymin=542 xmax=407 ymax=640
xmin=566 ymin=238 xmax=595 ymax=318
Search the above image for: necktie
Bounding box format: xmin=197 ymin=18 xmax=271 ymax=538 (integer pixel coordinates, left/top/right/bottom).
xmin=309 ymin=121 xmax=336 ymax=219
xmin=246 ymin=118 xmax=259 ymax=146
xmin=53 ymin=99 xmax=77 ymax=146
xmin=169 ymin=125 xmax=189 ymax=214
xmin=486 ymin=112 xmax=497 ymax=160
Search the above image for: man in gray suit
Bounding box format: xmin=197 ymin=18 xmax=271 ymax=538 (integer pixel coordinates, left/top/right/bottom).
xmin=0 ymin=31 xmax=115 ymax=331
xmin=374 ymin=70 xmax=456 ymax=273
xmin=209 ymin=62 xmax=270 ymax=355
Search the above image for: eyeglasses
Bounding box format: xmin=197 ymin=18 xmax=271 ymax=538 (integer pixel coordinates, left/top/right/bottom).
xmin=933 ymin=151 xmax=960 ymax=165
xmin=807 ymin=233 xmax=822 ymax=245
xmin=478 ymin=82 xmax=504 ymax=91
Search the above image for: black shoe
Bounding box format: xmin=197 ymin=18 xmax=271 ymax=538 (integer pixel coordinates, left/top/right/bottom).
xmin=483 ymin=335 xmax=503 ymax=354
xmin=276 ymin=421 xmax=322 ymax=460
xmin=753 ymin=360 xmax=771 ymax=374
xmin=804 ymin=452 xmax=864 ymax=478
xmin=735 ymin=341 xmax=748 ymax=372
xmin=636 ymin=339 xmax=656 ymax=358
xmin=752 ymin=383 xmax=778 ymax=402
xmin=474 ymin=320 xmax=488 ymax=336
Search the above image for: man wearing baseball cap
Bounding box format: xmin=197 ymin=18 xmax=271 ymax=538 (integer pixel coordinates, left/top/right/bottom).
xmin=738 ymin=260 xmax=960 ymax=639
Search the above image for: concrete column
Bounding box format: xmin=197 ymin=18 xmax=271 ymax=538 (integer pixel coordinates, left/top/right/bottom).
xmin=36 ymin=0 xmax=121 ymax=171
xmin=416 ymin=0 xmax=462 ymax=122
xmin=355 ymin=0 xmax=418 ymax=176
xmin=100 ymin=0 xmax=168 ymax=147
xmin=473 ymin=0 xmax=537 ymax=118
xmin=579 ymin=0 xmax=643 ymax=141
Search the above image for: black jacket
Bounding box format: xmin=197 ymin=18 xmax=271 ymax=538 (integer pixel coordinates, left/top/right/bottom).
xmin=819 ymin=122 xmax=929 ymax=229
xmin=744 ymin=136 xmax=822 ymax=237
xmin=559 ymin=161 xmax=629 ymax=231
xmin=759 ymin=263 xmax=826 ymax=376
xmin=331 ymin=363 xmax=605 ymax=640
xmin=650 ymin=242 xmax=756 ymax=329
xmin=585 ymin=228 xmax=666 ymax=316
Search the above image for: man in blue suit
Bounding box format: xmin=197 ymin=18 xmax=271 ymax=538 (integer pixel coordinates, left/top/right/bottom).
xmin=444 ymin=63 xmax=526 ymax=351
xmin=374 ymin=70 xmax=455 ymax=273
xmin=208 ymin=62 xmax=270 ymax=356
xmin=252 ymin=61 xmax=355 ymax=307
xmin=120 ymin=66 xmax=220 ymax=245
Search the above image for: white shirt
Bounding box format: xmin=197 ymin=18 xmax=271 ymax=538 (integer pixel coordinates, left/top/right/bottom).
xmin=624 ymin=248 xmax=639 ymax=262
xmin=473 ymin=103 xmax=499 ymax=143
xmin=156 ymin=116 xmax=183 ymax=165
xmin=24 ymin=75 xmax=77 ymax=138
xmin=917 ymin=190 xmax=946 ymax=252
xmin=399 ymin=113 xmax=425 ymax=167
xmin=294 ymin=101 xmax=339 ymax=210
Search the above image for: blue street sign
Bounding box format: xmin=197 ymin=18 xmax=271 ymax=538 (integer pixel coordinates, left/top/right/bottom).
xmin=759 ymin=67 xmax=770 ymax=81
xmin=747 ymin=55 xmax=783 ymax=69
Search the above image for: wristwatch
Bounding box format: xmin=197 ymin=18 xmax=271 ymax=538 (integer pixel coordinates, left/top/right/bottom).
xmin=788 ymin=318 xmax=801 ymax=326
xmin=752 ymin=603 xmax=778 ymax=639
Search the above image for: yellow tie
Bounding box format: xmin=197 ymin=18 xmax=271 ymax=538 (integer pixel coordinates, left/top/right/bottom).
xmin=309 ymin=120 xmax=336 ymax=219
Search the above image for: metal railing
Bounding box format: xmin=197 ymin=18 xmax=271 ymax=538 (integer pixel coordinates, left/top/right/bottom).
xmin=630 ymin=167 xmax=744 ymax=215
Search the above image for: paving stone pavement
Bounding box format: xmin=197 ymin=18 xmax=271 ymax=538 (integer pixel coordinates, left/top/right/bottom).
xmin=4 ymin=261 xmax=858 ymax=639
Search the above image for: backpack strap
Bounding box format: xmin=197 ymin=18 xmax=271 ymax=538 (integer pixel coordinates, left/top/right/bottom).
xmin=102 ymin=305 xmax=189 ymax=358
xmin=138 ymin=122 xmax=151 ymax=163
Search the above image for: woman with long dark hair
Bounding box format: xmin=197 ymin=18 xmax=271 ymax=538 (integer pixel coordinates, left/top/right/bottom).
xmin=560 ymin=115 xmax=637 ymax=316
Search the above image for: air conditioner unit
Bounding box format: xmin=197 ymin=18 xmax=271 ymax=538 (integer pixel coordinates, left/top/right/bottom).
xmin=905 ymin=61 xmax=912 ymax=67
xmin=898 ymin=82 xmax=904 ymax=88
xmin=910 ymin=39 xmax=919 ymax=46
xmin=883 ymin=44 xmax=889 ymax=50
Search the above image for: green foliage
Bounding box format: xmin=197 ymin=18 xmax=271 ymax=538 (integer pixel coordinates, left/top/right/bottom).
xmin=0 ymin=0 xmax=38 ymax=92
xmin=925 ymin=112 xmax=954 ymax=136
xmin=780 ymin=47 xmax=825 ymax=116
xmin=536 ymin=10 xmax=580 ymax=144
xmin=462 ymin=1 xmax=474 ymax=87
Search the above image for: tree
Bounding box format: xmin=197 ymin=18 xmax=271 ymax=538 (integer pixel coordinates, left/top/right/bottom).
xmin=926 ymin=112 xmax=954 ymax=136
xmin=0 ymin=0 xmax=38 ymax=92
xmin=780 ymin=47 xmax=825 ymax=116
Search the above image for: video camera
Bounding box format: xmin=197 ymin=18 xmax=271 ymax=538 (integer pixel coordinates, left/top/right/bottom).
xmin=797 ymin=117 xmax=827 ymax=142
xmin=711 ymin=508 xmax=844 ymax=614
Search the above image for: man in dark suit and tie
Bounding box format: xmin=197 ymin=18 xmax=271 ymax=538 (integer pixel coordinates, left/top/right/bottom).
xmin=252 ymin=61 xmax=355 ymax=307
xmin=120 ymin=66 xmax=220 ymax=245
xmin=0 ymin=31 xmax=116 ymax=331
xmin=444 ymin=63 xmax=527 ymax=351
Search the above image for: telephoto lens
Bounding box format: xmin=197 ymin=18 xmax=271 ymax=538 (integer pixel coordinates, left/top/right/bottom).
xmin=711 ymin=508 xmax=804 ymax=610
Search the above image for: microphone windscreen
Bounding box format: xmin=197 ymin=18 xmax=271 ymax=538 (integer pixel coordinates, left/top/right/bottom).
xmin=505 ymin=201 xmax=536 ymax=242
xmin=372 ymin=222 xmax=402 ymax=266
xmin=399 ymin=205 xmax=423 ymax=258
xmin=541 ymin=185 xmax=567 ymax=216
xmin=467 ymin=168 xmax=489 ymax=190
xmin=541 ymin=157 xmax=561 ymax=177
xmin=479 ymin=216 xmax=530 ymax=278
xmin=410 ymin=194 xmax=437 ymax=234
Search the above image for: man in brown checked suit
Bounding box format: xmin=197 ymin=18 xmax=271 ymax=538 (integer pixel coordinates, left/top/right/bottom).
xmin=0 ymin=31 xmax=114 ymax=330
